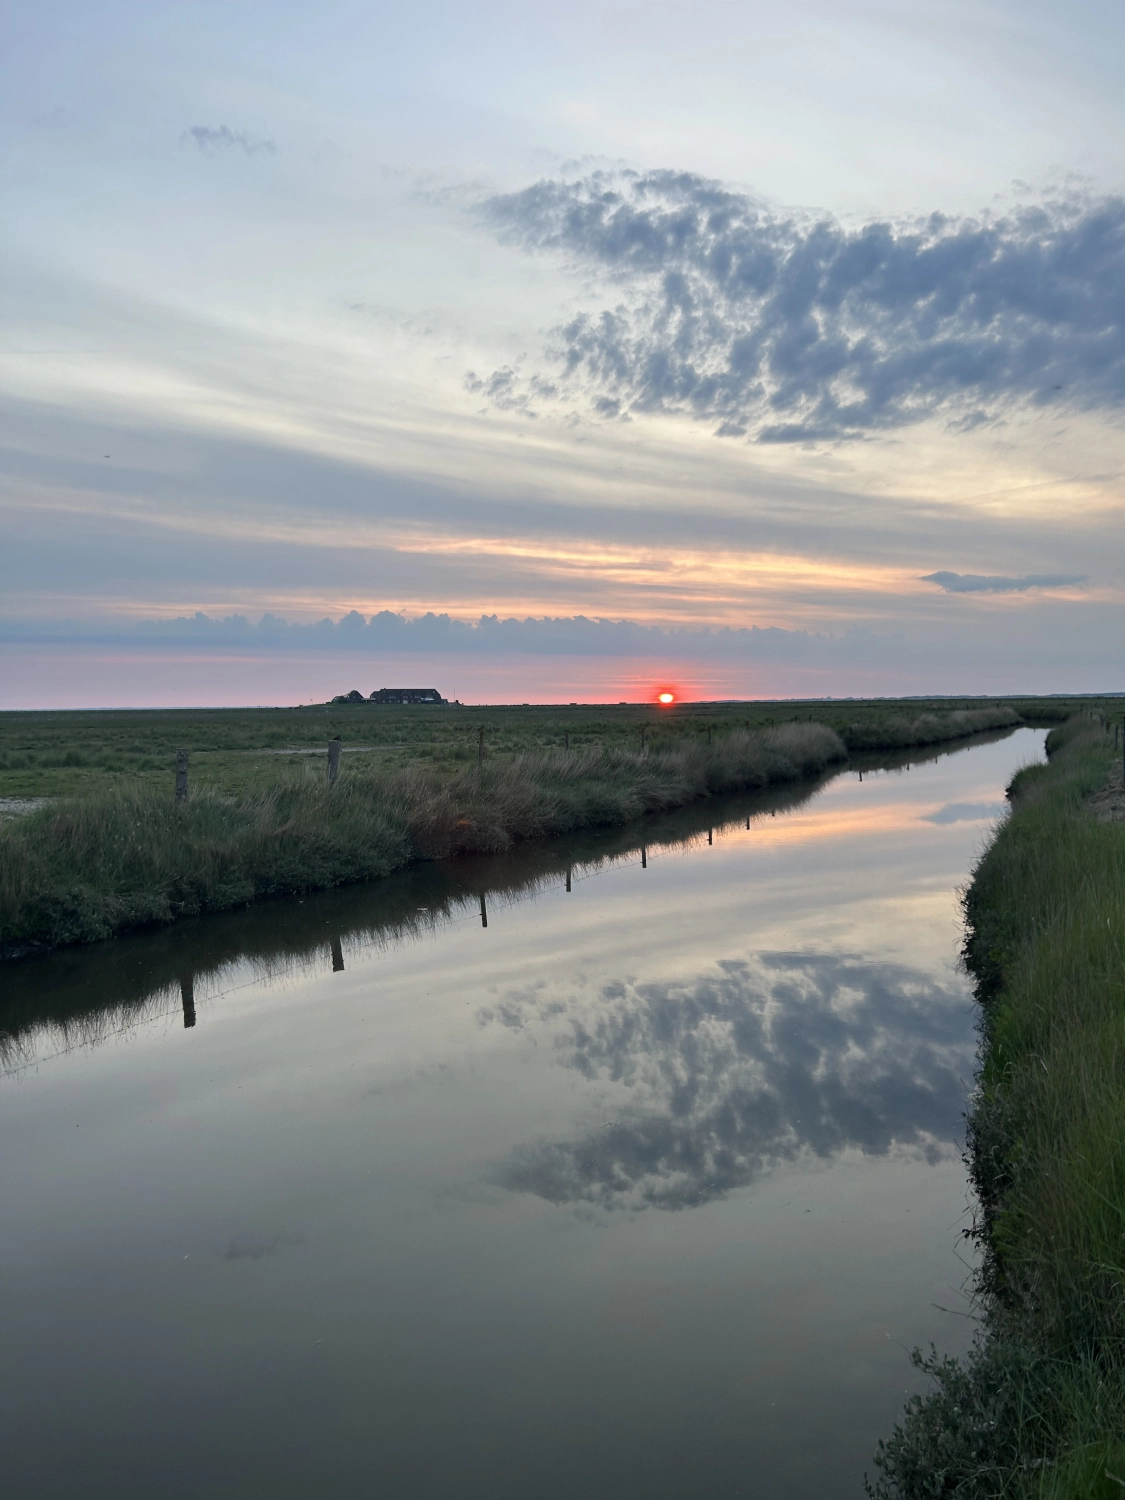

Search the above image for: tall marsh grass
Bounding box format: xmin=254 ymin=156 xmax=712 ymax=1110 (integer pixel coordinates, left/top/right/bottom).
xmin=842 ymin=704 xmax=1022 ymax=753
xmin=870 ymin=717 xmax=1125 ymax=1498
xmin=0 ymin=722 xmax=844 ymax=955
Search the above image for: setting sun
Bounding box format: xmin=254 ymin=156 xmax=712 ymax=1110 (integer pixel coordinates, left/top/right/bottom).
xmin=658 ymin=691 xmax=675 ymax=704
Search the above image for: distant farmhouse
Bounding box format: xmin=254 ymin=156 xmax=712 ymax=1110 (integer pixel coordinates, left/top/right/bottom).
xmin=370 ymin=688 xmax=447 ymax=705
xmin=331 ymin=688 xmax=448 ymax=705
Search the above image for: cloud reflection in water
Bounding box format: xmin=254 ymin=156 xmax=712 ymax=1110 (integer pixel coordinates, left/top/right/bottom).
xmin=484 ymin=953 xmax=975 ymax=1212
xmin=922 ymin=802 xmax=1006 ymax=825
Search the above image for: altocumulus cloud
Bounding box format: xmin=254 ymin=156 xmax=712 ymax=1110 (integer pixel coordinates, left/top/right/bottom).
xmin=920 ymin=571 xmax=1088 ymax=593
xmin=474 ymin=170 xmax=1125 ymax=441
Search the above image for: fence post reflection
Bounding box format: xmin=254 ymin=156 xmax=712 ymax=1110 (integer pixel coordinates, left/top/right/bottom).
xmin=180 ymin=975 xmax=196 ymax=1029
xmin=331 ymin=937 xmax=345 ymax=972
xmin=480 ymin=894 xmax=488 ymax=928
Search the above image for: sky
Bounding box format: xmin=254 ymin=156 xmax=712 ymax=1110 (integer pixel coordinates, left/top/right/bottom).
xmin=2 ymin=0 xmax=1124 ymax=706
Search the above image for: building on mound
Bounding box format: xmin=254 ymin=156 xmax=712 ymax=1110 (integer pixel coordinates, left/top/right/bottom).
xmin=368 ymin=688 xmax=447 ymax=705
xmin=331 ymin=690 xmax=367 ymax=703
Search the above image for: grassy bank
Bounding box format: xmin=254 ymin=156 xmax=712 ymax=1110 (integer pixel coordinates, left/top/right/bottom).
xmin=839 ymin=704 xmax=1022 ymax=752
xmin=0 ymin=723 xmax=846 ymax=956
xmin=0 ymin=697 xmax=1050 ymax=803
xmin=0 ymin=765 xmax=846 ymax=1073
xmin=0 ymin=699 xmax=1036 ymax=959
xmin=870 ymin=716 xmax=1125 ymax=1498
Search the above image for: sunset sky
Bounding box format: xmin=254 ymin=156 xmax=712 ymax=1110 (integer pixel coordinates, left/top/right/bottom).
xmin=3 ymin=0 xmax=1124 ymax=705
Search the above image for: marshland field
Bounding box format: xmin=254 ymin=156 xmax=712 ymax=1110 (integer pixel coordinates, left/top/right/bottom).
xmin=0 ymin=694 xmax=1070 ymax=802
xmin=0 ymin=694 xmax=1083 ymax=957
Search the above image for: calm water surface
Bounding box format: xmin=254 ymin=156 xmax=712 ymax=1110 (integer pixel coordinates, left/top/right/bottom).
xmin=0 ymin=729 xmax=1044 ymax=1498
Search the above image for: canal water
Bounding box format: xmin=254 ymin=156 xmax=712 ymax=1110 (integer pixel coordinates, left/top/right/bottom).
xmin=0 ymin=728 xmax=1044 ymax=1499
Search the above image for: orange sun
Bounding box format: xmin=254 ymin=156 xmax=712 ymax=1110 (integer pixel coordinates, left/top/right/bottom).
xmin=658 ymin=691 xmax=675 ymax=705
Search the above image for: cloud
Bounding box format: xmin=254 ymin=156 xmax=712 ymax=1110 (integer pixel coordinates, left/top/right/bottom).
xmin=485 ymin=952 xmax=975 ymax=1212
xmin=0 ymin=609 xmax=828 ymax=660
xmin=920 ymin=571 xmax=1088 ymax=593
xmin=184 ymin=125 xmax=277 ymax=157
xmin=463 ymin=366 xmax=558 ymax=414
xmin=475 ymin=170 xmax=1125 ymax=441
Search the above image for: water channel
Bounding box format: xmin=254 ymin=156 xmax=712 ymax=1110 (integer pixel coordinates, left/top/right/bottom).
xmin=0 ymin=727 xmax=1045 ymax=1498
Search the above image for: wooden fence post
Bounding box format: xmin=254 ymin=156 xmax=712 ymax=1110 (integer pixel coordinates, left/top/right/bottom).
xmin=327 ymin=737 xmax=342 ymax=783
xmin=566 ymin=866 xmax=571 ymax=892
xmin=641 ymin=845 xmax=647 ymax=869
xmin=180 ymin=975 xmax=195 ymax=1028
xmin=331 ymin=936 xmax=345 ymax=972
xmin=480 ymin=893 xmax=488 ymax=928
xmin=564 ymin=732 xmax=569 ymax=754
xmin=478 ymin=726 xmax=485 ymax=766
xmin=175 ymin=749 xmax=189 ymax=803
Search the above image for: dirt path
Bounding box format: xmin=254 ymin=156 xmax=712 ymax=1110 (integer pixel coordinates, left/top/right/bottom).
xmin=1089 ymin=755 xmax=1125 ymax=823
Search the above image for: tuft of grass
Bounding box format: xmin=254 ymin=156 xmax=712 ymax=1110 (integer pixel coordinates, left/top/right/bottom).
xmin=870 ymin=715 xmax=1125 ymax=1498
xmin=0 ymin=722 xmax=845 ymax=955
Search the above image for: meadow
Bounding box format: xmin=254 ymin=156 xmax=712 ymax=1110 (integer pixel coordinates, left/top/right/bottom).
xmin=0 ymin=694 xmax=1076 ymax=804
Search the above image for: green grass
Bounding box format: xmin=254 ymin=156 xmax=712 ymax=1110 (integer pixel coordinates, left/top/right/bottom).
xmin=0 ymin=766 xmax=844 ymax=1072
xmin=0 ymin=723 xmax=849 ymax=954
xmin=869 ymin=714 xmax=1125 ymax=1499
xmin=0 ymin=696 xmax=1076 ymax=801
xmin=0 ymin=696 xmax=1084 ymax=959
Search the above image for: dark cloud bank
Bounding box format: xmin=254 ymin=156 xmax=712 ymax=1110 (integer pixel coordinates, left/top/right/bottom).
xmin=473 ymin=171 xmax=1125 ymax=441
xmin=0 ymin=610 xmax=830 ymax=659
xmin=484 ymin=953 xmax=975 ymax=1212
xmin=3 ymin=595 xmax=1075 ymax=659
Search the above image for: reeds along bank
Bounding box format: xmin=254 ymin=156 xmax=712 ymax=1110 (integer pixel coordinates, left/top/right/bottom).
xmin=0 ymin=722 xmax=846 ymax=956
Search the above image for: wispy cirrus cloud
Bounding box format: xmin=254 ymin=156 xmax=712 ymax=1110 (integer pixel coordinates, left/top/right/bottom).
xmin=183 ymin=125 xmax=277 ymax=157
xmin=473 ymin=170 xmax=1125 ymax=442
xmin=920 ymin=571 xmax=1088 ymax=593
